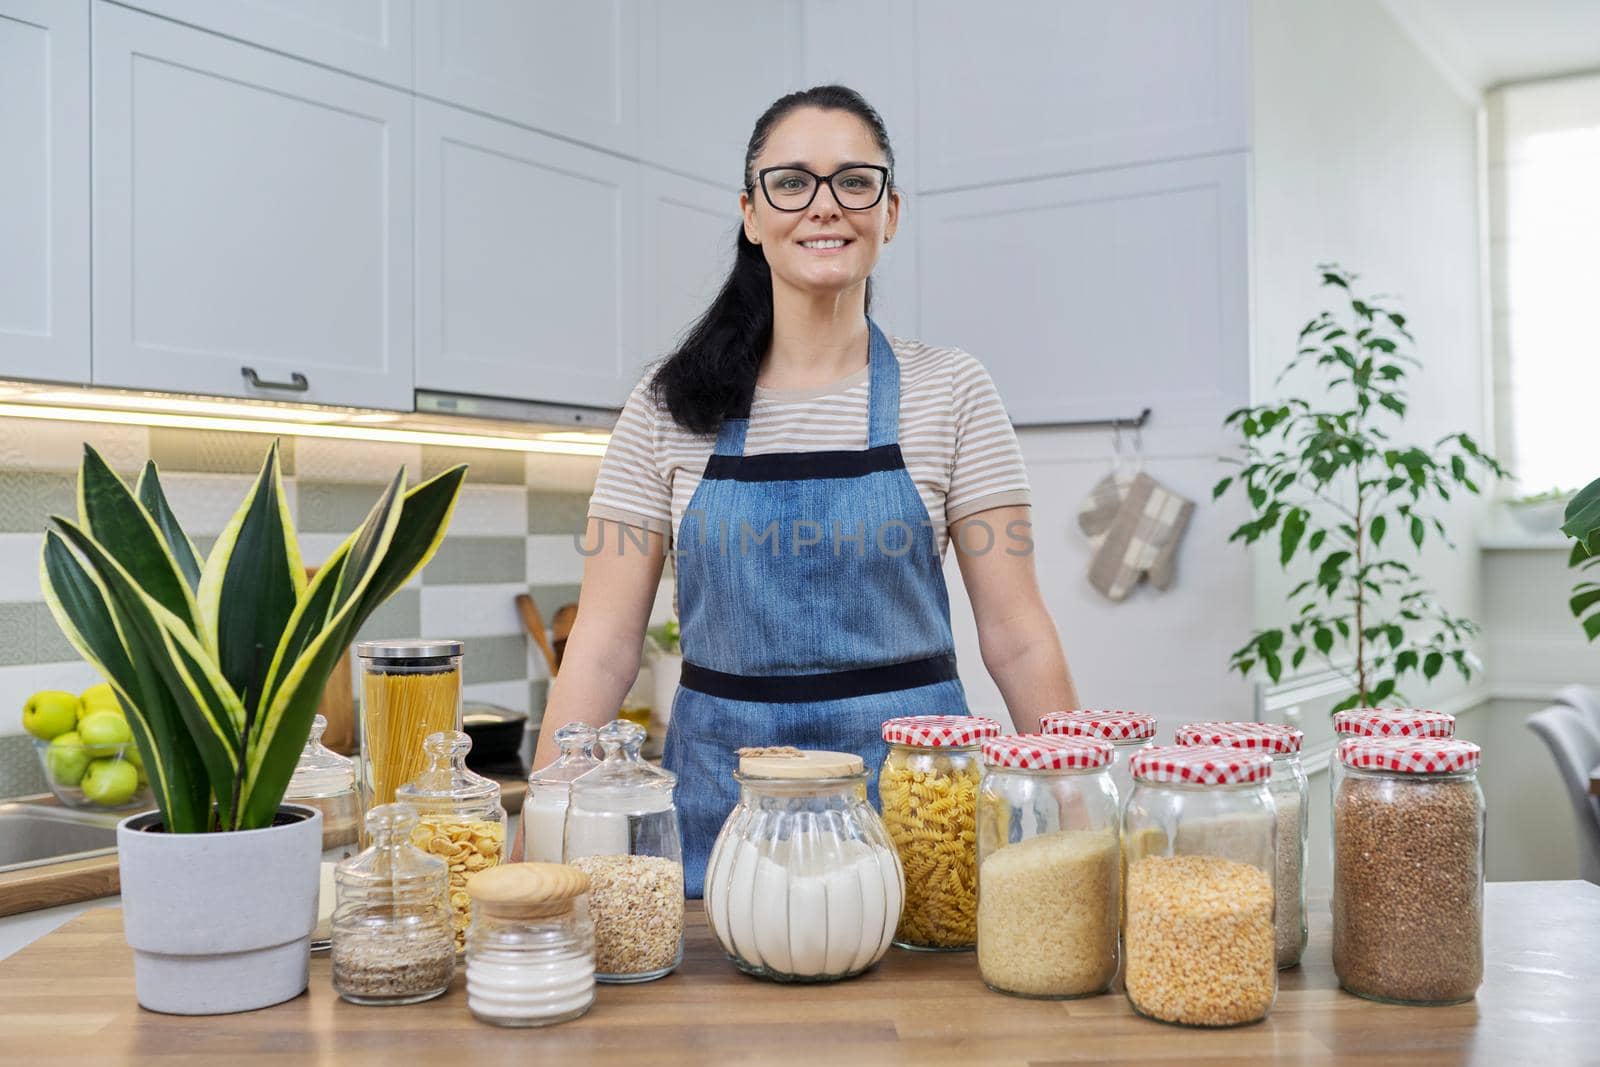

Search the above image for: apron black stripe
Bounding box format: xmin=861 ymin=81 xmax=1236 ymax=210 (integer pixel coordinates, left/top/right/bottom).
xmin=679 ymin=652 xmax=959 ymax=703
xmin=703 ymin=443 xmax=905 ymax=482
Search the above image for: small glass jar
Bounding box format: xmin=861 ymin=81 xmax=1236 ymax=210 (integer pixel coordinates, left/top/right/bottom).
xmin=878 ymin=715 xmax=1001 ymax=951
xmin=465 ymin=862 xmax=597 ymax=1027
xmin=1329 ymin=707 xmax=1455 ymax=816
xmin=1333 ymin=736 xmax=1484 ymax=1006
xmin=1176 ymin=722 xmax=1308 ymax=969
xmin=1123 ymin=745 xmax=1277 ymax=1028
xmin=395 ymin=730 xmax=508 ymax=954
xmin=286 ymin=714 xmax=361 ymax=953
xmin=975 ymin=735 xmax=1120 ymax=999
xmin=1039 ymin=709 xmax=1156 ymax=811
xmin=356 ymin=639 xmax=464 ymax=813
xmin=523 ymin=723 xmax=600 ymax=863
xmin=331 ymin=804 xmax=455 ymax=1005
xmin=564 ymin=720 xmax=684 ymax=983
xmin=704 ymin=748 xmax=903 ymax=982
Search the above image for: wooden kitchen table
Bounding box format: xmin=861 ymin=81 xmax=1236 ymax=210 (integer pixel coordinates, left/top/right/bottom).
xmin=1 ymin=881 xmax=1596 ymax=1065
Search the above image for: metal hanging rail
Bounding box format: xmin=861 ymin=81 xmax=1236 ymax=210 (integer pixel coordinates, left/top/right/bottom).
xmin=1014 ymin=407 xmax=1152 ymax=431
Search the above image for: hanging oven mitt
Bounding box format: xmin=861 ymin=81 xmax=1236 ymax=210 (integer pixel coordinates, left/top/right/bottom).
xmin=1078 ymin=469 xmax=1135 ymax=545
xmin=1086 ymin=472 xmax=1194 ymax=601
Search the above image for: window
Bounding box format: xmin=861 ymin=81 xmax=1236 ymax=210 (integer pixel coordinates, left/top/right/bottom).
xmin=1488 ymin=73 xmax=1600 ymax=496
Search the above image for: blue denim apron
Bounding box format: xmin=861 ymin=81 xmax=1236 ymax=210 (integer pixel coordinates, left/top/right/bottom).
xmin=662 ymin=315 xmax=970 ymax=896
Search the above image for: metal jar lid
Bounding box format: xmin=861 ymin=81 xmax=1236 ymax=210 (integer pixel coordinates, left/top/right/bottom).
xmin=355 ymin=638 xmax=464 ymax=665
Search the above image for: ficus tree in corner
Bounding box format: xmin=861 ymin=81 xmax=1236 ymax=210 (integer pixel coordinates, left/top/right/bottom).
xmin=1214 ymin=266 xmax=1506 ymax=712
xmin=39 ymin=441 xmax=467 ymax=832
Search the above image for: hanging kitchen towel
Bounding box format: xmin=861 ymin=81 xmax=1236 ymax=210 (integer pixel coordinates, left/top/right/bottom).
xmin=1086 ymin=472 xmax=1194 ymax=601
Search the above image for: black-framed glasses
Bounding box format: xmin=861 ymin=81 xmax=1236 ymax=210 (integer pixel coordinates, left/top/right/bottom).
xmin=750 ymin=164 xmax=891 ymax=212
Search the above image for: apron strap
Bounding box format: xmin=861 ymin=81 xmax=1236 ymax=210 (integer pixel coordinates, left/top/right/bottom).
xmin=713 ymin=415 xmax=749 ymax=456
xmin=865 ymin=316 xmax=900 ymax=449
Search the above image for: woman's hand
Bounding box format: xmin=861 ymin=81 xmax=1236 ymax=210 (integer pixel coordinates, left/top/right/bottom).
xmin=951 ymin=505 xmax=1078 ymax=731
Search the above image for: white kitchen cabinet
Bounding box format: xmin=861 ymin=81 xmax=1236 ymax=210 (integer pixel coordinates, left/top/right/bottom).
xmin=917 ymin=152 xmax=1249 ymax=442
xmin=0 ymin=0 xmax=89 ymax=384
xmin=414 ymin=99 xmax=641 ymax=409
xmin=635 ymin=167 xmax=738 ymax=389
xmin=638 ymin=0 xmax=806 ymax=184
xmin=913 ymin=0 xmax=1249 ymax=191
xmin=92 ymin=3 xmax=414 ymax=410
xmin=415 ymin=0 xmax=639 ymax=156
xmin=116 ymin=0 xmax=413 ymax=87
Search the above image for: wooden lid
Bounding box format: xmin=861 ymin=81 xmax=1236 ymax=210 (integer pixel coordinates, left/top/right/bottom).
xmin=465 ymin=862 xmax=590 ymax=919
xmin=736 ymin=747 xmax=864 ymax=779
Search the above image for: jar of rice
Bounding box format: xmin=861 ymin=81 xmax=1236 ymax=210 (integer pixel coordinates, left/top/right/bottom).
xmin=878 ymin=715 xmax=1000 ymax=951
xmin=974 ymin=734 xmax=1119 ymax=999
xmin=1123 ymin=745 xmax=1277 ymax=1028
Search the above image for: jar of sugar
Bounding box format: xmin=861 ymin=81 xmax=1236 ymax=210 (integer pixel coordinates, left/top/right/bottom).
xmin=703 ymin=747 xmax=903 ymax=982
xmin=522 ymin=722 xmax=599 ymax=863
xmin=464 ymin=862 xmax=596 ymax=1027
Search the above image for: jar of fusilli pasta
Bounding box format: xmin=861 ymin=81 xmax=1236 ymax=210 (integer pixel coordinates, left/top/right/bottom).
xmin=878 ymin=715 xmax=1001 ymax=951
xmin=975 ymin=735 xmax=1119 ymax=998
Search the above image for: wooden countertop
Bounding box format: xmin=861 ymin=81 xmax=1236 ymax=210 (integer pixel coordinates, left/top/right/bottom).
xmin=2 ymin=881 xmax=1597 ymax=1065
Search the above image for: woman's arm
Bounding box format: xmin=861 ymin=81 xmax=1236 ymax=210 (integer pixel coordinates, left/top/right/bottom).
xmin=513 ymin=516 xmax=665 ymax=859
xmin=951 ymin=504 xmax=1078 ymax=733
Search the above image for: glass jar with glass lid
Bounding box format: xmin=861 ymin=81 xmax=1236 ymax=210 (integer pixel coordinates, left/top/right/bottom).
xmin=563 ymin=719 xmax=683 ymax=983
xmin=1039 ymin=709 xmax=1156 ymax=807
xmin=878 ymin=714 xmax=1001 ymax=951
xmin=356 ymin=639 xmax=464 ymax=814
xmin=1333 ymin=736 xmax=1484 ymax=1006
xmin=975 ymin=735 xmax=1120 ymax=999
xmin=1175 ymin=721 xmax=1308 ymax=969
xmin=464 ymin=862 xmax=597 ymax=1027
xmin=704 ymin=748 xmax=902 ymax=982
xmin=286 ymin=713 xmax=361 ymax=952
xmin=1123 ymin=745 xmax=1277 ymax=1028
xmin=395 ymin=730 xmax=508 ymax=954
xmin=522 ymin=722 xmax=600 ymax=863
xmin=331 ymin=803 xmax=455 ymax=1005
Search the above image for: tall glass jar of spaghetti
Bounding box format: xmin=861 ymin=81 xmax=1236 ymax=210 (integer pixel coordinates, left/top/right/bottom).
xmin=356 ymin=640 xmax=464 ymax=820
xmin=878 ymin=715 xmax=1001 ymax=951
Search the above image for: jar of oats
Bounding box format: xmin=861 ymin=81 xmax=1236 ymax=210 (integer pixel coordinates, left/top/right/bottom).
xmin=1123 ymin=745 xmax=1277 ymax=1028
xmin=564 ymin=720 xmax=684 ymax=983
xmin=975 ymin=735 xmax=1120 ymax=999
xmin=878 ymin=714 xmax=1001 ymax=951
xmin=1333 ymin=736 xmax=1484 ymax=1006
xmin=1039 ymin=709 xmax=1155 ymax=808
xmin=395 ymin=730 xmax=508 ymax=955
xmin=1175 ymin=721 xmax=1308 ymax=970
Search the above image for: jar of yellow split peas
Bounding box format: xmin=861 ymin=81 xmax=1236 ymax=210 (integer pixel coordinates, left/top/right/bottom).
xmin=396 ymin=730 xmax=507 ymax=954
xmin=877 ymin=715 xmax=1001 ymax=951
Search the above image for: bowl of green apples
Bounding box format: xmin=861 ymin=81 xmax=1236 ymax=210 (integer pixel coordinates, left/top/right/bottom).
xmin=25 ymin=685 xmax=153 ymax=811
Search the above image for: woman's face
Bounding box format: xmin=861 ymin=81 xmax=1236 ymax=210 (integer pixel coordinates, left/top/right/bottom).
xmin=741 ymin=107 xmax=900 ymax=298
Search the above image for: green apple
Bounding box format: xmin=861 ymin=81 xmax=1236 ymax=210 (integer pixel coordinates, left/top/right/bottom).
xmin=122 ymin=743 xmax=148 ymax=786
xmin=78 ymin=682 xmax=120 ymax=718
xmin=46 ymin=731 xmax=91 ymax=786
xmin=23 ymin=690 xmax=81 ymax=741
xmin=82 ymin=758 xmax=140 ymax=807
xmin=78 ymin=710 xmax=133 ymax=758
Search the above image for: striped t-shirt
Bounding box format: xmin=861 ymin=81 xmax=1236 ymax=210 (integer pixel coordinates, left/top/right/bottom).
xmin=586 ymin=335 xmax=1032 ymax=559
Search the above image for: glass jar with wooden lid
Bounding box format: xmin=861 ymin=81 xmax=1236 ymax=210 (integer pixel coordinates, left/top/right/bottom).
xmin=465 ymin=862 xmax=597 ymax=1027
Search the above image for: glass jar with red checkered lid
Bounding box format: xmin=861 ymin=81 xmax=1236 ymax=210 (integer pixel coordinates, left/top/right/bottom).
xmin=1175 ymin=722 xmax=1308 ymax=970
xmin=1332 ymin=736 xmax=1483 ymax=1006
xmin=878 ymin=715 xmax=1001 ymax=951
xmin=1328 ymin=708 xmax=1455 ymax=821
xmin=1040 ymin=709 xmax=1156 ymax=808
xmin=974 ymin=735 xmax=1120 ymax=999
xmin=1122 ymin=745 xmax=1278 ymax=1027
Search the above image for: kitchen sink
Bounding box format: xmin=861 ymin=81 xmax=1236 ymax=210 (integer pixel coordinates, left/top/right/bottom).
xmin=0 ymin=801 xmax=122 ymax=873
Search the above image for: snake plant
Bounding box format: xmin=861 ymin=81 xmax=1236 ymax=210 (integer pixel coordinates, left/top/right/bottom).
xmin=1564 ymin=478 xmax=1600 ymax=641
xmin=40 ymin=441 xmax=466 ymax=833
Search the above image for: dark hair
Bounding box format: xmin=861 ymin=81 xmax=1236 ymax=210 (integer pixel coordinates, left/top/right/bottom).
xmin=647 ymin=85 xmax=896 ymax=436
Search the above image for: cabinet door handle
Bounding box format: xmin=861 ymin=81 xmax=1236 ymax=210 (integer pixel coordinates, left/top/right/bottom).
xmin=241 ymin=367 xmax=309 ymax=392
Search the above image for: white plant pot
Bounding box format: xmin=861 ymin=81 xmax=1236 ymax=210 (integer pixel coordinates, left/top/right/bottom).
xmin=652 ymin=652 xmax=682 ymax=735
xmin=117 ymin=804 xmax=322 ymax=1015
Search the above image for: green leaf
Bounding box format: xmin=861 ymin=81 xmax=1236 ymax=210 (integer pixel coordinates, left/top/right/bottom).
xmin=1279 ymin=508 xmax=1307 ymax=567
xmin=1314 ymin=627 xmax=1333 ymax=655
xmin=1308 ymin=529 xmax=1327 ymax=553
xmin=1562 ymin=477 xmax=1600 ymax=552
xmin=1423 ymin=651 xmax=1444 ymax=680
xmin=1395 ymin=650 xmax=1419 ymax=672
xmin=1370 ymin=515 xmax=1386 ymax=546
xmin=1331 ymin=693 xmax=1363 ymax=713
xmin=1571 ymin=587 xmax=1600 ymax=617
xmin=76 ymin=445 xmax=203 ymax=638
xmin=1212 ymin=476 xmax=1233 ymax=500
xmin=1410 ymin=514 xmax=1425 ymax=549
xmin=1264 ymin=651 xmax=1283 ymax=683
xmin=197 ymin=441 xmax=305 ymax=723
xmin=135 ymin=462 xmax=203 ymax=592
xmin=1292 ymin=646 xmax=1308 ymax=670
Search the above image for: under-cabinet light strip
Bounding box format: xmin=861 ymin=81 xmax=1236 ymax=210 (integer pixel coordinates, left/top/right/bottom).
xmin=0 ymin=402 xmax=610 ymax=457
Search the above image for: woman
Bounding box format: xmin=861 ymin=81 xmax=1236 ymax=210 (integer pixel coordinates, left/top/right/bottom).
xmin=528 ymin=85 xmax=1078 ymax=895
